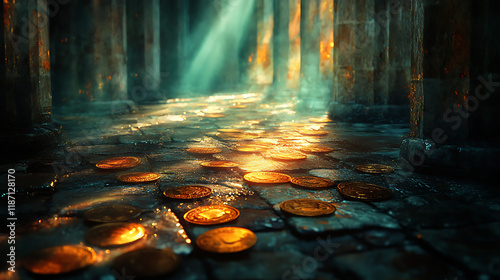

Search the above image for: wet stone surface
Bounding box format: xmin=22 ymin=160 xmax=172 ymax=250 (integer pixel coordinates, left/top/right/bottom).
xmin=1 ymin=94 xmax=498 ymax=279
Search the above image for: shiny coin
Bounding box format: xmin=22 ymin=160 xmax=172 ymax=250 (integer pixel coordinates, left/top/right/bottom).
xmin=117 ymin=172 xmax=161 ymax=183
xmin=337 ymin=181 xmax=392 ymax=201
xmin=200 ymin=161 xmax=239 ymax=169
xmin=297 ymin=128 xmax=328 ymax=136
xmin=355 ymin=164 xmax=395 ymax=174
xmin=217 ymin=132 xmax=260 ymax=140
xmin=203 ymin=113 xmax=226 ymax=118
xmin=280 ymin=199 xmax=336 ymax=216
xmin=163 ymin=185 xmax=212 ymax=200
xmin=186 ymin=147 xmax=222 ymax=155
xmin=291 ymin=176 xmax=335 ymax=189
xmin=299 ymin=145 xmax=334 ymax=154
xmin=229 ymin=105 xmax=247 ymax=109
xmin=83 ymin=205 xmax=142 ymax=223
xmin=96 ymin=157 xmax=140 ymax=170
xmin=196 ymin=227 xmax=257 ymax=253
xmin=184 ymin=205 xmax=240 ymax=225
xmin=243 ymin=172 xmax=291 ymax=184
xmin=234 ymin=144 xmax=268 ymax=153
xmin=217 ymin=128 xmax=245 ymax=133
xmin=112 ymin=248 xmax=179 ymax=277
xmin=309 ymin=116 xmax=333 ymax=123
xmin=23 ymin=245 xmax=96 ymax=275
xmin=269 ymin=151 xmax=307 ymax=161
xmin=85 ymin=222 xmax=145 ymax=247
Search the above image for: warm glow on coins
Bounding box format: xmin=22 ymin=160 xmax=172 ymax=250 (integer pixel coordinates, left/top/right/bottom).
xmin=299 ymin=145 xmax=334 ymax=154
xmin=243 ymin=172 xmax=291 ymax=184
xmin=280 ymin=199 xmax=336 ymax=216
xmin=112 ymin=248 xmax=179 ymax=277
xmin=355 ymin=164 xmax=395 ymax=174
xmin=234 ymin=144 xmax=268 ymax=153
xmin=309 ymin=116 xmax=333 ymax=123
xmin=23 ymin=245 xmax=96 ymax=275
xmin=95 ymin=157 xmax=140 ymax=170
xmin=186 ymin=147 xmax=222 ymax=155
xmin=163 ymin=185 xmax=212 ymax=199
xmin=297 ymin=128 xmax=328 ymax=136
xmin=117 ymin=172 xmax=161 ymax=183
xmin=291 ymin=176 xmax=335 ymax=189
xmin=216 ymin=132 xmax=260 ymax=140
xmin=184 ymin=205 xmax=240 ymax=225
xmin=337 ymin=181 xmax=392 ymax=201
xmin=200 ymin=161 xmax=239 ymax=169
xmin=85 ymin=222 xmax=145 ymax=247
xmin=196 ymin=227 xmax=257 ymax=253
xmin=217 ymin=128 xmax=245 ymax=133
xmin=229 ymin=105 xmax=247 ymax=109
xmin=83 ymin=205 xmax=142 ymax=223
xmin=269 ymin=151 xmax=307 ymax=161
xmin=203 ymin=113 xmax=226 ymax=118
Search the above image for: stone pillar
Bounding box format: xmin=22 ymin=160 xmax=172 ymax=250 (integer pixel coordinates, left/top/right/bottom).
xmin=272 ymin=0 xmax=289 ymax=95
xmin=373 ymin=0 xmax=390 ymax=105
xmin=239 ymin=0 xmax=258 ymax=88
xmin=1 ymin=0 xmax=65 ymax=155
xmin=127 ymin=0 xmax=161 ymax=103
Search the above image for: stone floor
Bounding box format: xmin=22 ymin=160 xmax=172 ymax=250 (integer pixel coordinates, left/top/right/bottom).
xmin=1 ymin=93 xmax=499 ymax=280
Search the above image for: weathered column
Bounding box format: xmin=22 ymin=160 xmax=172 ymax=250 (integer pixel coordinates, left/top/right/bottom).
xmin=319 ymin=0 xmax=334 ymax=90
xmin=373 ymin=0 xmax=390 ymax=104
xmin=272 ymin=0 xmax=290 ymax=95
xmin=127 ymin=0 xmax=161 ymax=103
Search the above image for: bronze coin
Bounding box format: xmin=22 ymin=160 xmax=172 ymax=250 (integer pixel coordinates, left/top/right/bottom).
xmin=163 ymin=185 xmax=212 ymax=200
xmin=337 ymin=181 xmax=392 ymax=201
xmin=243 ymin=172 xmax=291 ymax=184
xmin=96 ymin=157 xmax=141 ymax=170
xmin=203 ymin=113 xmax=226 ymax=118
xmin=355 ymin=164 xmax=395 ymax=174
xmin=200 ymin=161 xmax=239 ymax=169
xmin=299 ymin=145 xmax=334 ymax=154
xmin=186 ymin=147 xmax=222 ymax=155
xmin=117 ymin=172 xmax=161 ymax=183
xmin=309 ymin=117 xmax=333 ymax=123
xmin=23 ymin=245 xmax=96 ymax=275
xmin=184 ymin=205 xmax=240 ymax=225
xmin=297 ymin=128 xmax=328 ymax=136
xmin=291 ymin=176 xmax=335 ymax=189
xmin=196 ymin=227 xmax=257 ymax=253
xmin=269 ymin=151 xmax=307 ymax=161
xmin=112 ymin=248 xmax=179 ymax=277
xmin=83 ymin=205 xmax=142 ymax=223
xmin=85 ymin=222 xmax=145 ymax=247
xmin=280 ymin=199 xmax=336 ymax=216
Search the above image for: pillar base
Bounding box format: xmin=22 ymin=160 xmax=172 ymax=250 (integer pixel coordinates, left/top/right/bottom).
xmin=0 ymin=123 xmax=68 ymax=159
xmin=400 ymin=137 xmax=500 ymax=181
xmin=328 ymin=102 xmax=410 ymax=123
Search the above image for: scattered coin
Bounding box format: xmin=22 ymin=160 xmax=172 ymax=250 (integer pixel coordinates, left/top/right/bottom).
xmin=186 ymin=147 xmax=222 ymax=155
xmin=268 ymin=151 xmax=307 ymax=161
xmin=200 ymin=161 xmax=239 ymax=169
xmin=203 ymin=113 xmax=226 ymax=118
xmin=96 ymin=157 xmax=140 ymax=170
xmin=217 ymin=132 xmax=260 ymax=140
xmin=291 ymin=176 xmax=335 ymax=189
xmin=117 ymin=172 xmax=161 ymax=183
xmin=297 ymin=128 xmax=328 ymax=136
xmin=243 ymin=172 xmax=291 ymax=184
xmin=83 ymin=205 xmax=142 ymax=223
xmin=217 ymin=128 xmax=245 ymax=133
xmin=355 ymin=164 xmax=395 ymax=174
xmin=184 ymin=205 xmax=240 ymax=225
xmin=196 ymin=227 xmax=257 ymax=253
xmin=337 ymin=181 xmax=392 ymax=201
xmin=163 ymin=185 xmax=212 ymax=200
xmin=23 ymin=245 xmax=96 ymax=275
xmin=112 ymin=248 xmax=179 ymax=278
xmin=299 ymin=145 xmax=334 ymax=154
xmin=280 ymin=199 xmax=336 ymax=216
xmin=85 ymin=222 xmax=145 ymax=247
xmin=234 ymin=144 xmax=268 ymax=153
xmin=309 ymin=116 xmax=333 ymax=123
xmin=229 ymin=105 xmax=247 ymax=109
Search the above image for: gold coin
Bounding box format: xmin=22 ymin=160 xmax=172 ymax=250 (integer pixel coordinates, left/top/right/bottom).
xmin=117 ymin=172 xmax=161 ymax=183
xmin=269 ymin=151 xmax=307 ymax=161
xmin=200 ymin=161 xmax=239 ymax=169
xmin=243 ymin=172 xmax=291 ymax=184
xmin=112 ymin=248 xmax=179 ymax=277
xmin=96 ymin=157 xmax=140 ymax=170
xmin=203 ymin=113 xmax=226 ymax=118
xmin=355 ymin=164 xmax=395 ymax=174
xmin=85 ymin=222 xmax=146 ymax=247
xmin=184 ymin=205 xmax=240 ymax=225
xmin=196 ymin=227 xmax=257 ymax=253
xmin=217 ymin=128 xmax=245 ymax=133
xmin=234 ymin=144 xmax=268 ymax=153
xmin=186 ymin=147 xmax=222 ymax=155
xmin=299 ymin=145 xmax=334 ymax=154
xmin=280 ymin=199 xmax=336 ymax=216
xmin=309 ymin=117 xmax=333 ymax=123
xmin=229 ymin=105 xmax=247 ymax=109
xmin=83 ymin=205 xmax=142 ymax=223
xmin=291 ymin=176 xmax=335 ymax=189
xmin=217 ymin=132 xmax=260 ymax=140
xmin=23 ymin=245 xmax=96 ymax=275
xmin=163 ymin=185 xmax=212 ymax=199
xmin=337 ymin=181 xmax=392 ymax=201
xmin=297 ymin=128 xmax=328 ymax=136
